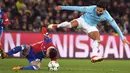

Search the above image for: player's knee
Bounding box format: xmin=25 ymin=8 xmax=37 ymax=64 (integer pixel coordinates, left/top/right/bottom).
xmin=21 ymin=45 xmax=30 ymax=56
xmin=49 ymin=48 xmax=58 ymax=59
xmin=21 ymin=45 xmax=30 ymax=50
xmin=32 ymin=65 xmax=40 ymax=70
xmin=31 ymin=61 xmax=41 ymax=70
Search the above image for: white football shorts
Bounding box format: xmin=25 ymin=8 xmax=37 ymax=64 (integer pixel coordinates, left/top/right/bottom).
xmin=76 ymin=17 xmax=99 ymax=33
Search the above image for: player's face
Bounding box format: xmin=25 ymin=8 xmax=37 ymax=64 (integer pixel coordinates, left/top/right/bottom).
xmin=96 ymin=7 xmax=105 ymax=16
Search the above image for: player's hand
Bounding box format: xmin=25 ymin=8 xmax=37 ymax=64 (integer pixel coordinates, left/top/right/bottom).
xmin=54 ymin=6 xmax=62 ymax=11
xmin=122 ymin=39 xmax=130 ymax=45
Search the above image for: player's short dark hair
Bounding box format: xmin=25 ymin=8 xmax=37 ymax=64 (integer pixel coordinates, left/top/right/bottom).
xmin=97 ymin=0 xmax=109 ymax=9
xmin=49 ymin=48 xmax=58 ymax=59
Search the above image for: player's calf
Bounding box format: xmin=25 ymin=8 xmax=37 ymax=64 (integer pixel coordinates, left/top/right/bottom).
xmin=22 ymin=65 xmax=40 ymax=70
xmin=48 ymin=24 xmax=58 ymax=29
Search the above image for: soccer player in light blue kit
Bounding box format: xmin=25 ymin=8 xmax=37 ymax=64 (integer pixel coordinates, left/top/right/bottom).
xmin=48 ymin=1 xmax=130 ymax=63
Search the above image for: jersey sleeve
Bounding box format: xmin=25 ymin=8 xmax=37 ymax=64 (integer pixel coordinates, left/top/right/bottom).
xmin=61 ymin=5 xmax=96 ymax=12
xmin=3 ymin=13 xmax=10 ymax=25
xmin=105 ymin=11 xmax=124 ymax=40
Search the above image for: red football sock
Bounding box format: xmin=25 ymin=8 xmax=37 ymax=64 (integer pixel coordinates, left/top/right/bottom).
xmin=0 ymin=44 xmax=3 ymax=50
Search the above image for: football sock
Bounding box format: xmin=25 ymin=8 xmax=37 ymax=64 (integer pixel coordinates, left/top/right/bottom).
xmin=57 ymin=21 xmax=72 ymax=28
xmin=91 ymin=40 xmax=100 ymax=57
xmin=0 ymin=44 xmax=2 ymax=49
xmin=7 ymin=45 xmax=26 ymax=55
xmin=22 ymin=65 xmax=39 ymax=70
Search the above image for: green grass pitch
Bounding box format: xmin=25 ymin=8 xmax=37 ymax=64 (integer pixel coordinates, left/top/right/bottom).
xmin=0 ymin=58 xmax=130 ymax=73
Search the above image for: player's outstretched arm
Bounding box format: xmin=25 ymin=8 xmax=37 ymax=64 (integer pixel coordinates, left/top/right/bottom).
xmin=109 ymin=20 xmax=130 ymax=45
xmin=54 ymin=5 xmax=88 ymax=12
xmin=105 ymin=11 xmax=130 ymax=45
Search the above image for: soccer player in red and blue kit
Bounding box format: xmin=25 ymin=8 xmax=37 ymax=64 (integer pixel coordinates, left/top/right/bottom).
xmin=0 ymin=27 xmax=58 ymax=70
xmin=0 ymin=6 xmax=10 ymax=50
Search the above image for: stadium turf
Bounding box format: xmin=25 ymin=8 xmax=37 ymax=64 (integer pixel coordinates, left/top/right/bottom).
xmin=0 ymin=58 xmax=130 ymax=73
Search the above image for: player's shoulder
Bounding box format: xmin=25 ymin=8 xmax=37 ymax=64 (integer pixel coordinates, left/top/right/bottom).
xmin=104 ymin=10 xmax=110 ymax=15
xmin=90 ymin=5 xmax=97 ymax=7
xmin=103 ymin=10 xmax=112 ymax=17
xmin=103 ymin=10 xmax=113 ymax=20
xmin=83 ymin=5 xmax=96 ymax=12
xmin=86 ymin=5 xmax=97 ymax=8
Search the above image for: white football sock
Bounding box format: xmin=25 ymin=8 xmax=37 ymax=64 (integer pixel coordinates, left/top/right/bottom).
xmin=57 ymin=21 xmax=72 ymax=28
xmin=91 ymin=40 xmax=100 ymax=57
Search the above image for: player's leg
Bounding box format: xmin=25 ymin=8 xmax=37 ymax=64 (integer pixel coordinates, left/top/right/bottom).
xmin=0 ymin=27 xmax=3 ymax=50
xmin=12 ymin=48 xmax=42 ymax=70
xmin=12 ymin=61 xmax=41 ymax=70
xmin=88 ymin=31 xmax=100 ymax=55
xmin=48 ymin=19 xmax=79 ymax=29
xmin=0 ymin=45 xmax=30 ymax=59
xmin=80 ymin=19 xmax=103 ymax=63
xmin=19 ymin=61 xmax=41 ymax=70
xmin=88 ymin=31 xmax=103 ymax=63
xmin=0 ymin=27 xmax=6 ymax=58
xmin=7 ymin=45 xmax=29 ymax=55
xmin=22 ymin=47 xmax=45 ymax=70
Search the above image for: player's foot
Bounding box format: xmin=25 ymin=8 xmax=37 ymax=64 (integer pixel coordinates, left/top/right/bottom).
xmin=91 ymin=56 xmax=104 ymax=63
xmin=48 ymin=24 xmax=58 ymax=29
xmin=0 ymin=50 xmax=8 ymax=59
xmin=0 ymin=49 xmax=3 ymax=53
xmin=12 ymin=66 xmax=23 ymax=70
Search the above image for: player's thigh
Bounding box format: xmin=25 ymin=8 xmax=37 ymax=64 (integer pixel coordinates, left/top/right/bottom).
xmin=74 ymin=17 xmax=89 ymax=29
xmin=88 ymin=31 xmax=100 ymax=41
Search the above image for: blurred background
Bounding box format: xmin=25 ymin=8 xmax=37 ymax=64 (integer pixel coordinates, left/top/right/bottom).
xmin=1 ymin=0 xmax=130 ymax=34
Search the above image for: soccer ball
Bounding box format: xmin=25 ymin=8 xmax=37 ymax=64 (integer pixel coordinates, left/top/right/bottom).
xmin=48 ymin=61 xmax=59 ymax=71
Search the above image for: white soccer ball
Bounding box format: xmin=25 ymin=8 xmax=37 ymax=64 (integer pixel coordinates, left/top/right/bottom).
xmin=48 ymin=61 xmax=59 ymax=71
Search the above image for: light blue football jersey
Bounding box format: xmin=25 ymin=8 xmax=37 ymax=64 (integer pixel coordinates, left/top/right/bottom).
xmin=61 ymin=5 xmax=124 ymax=40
